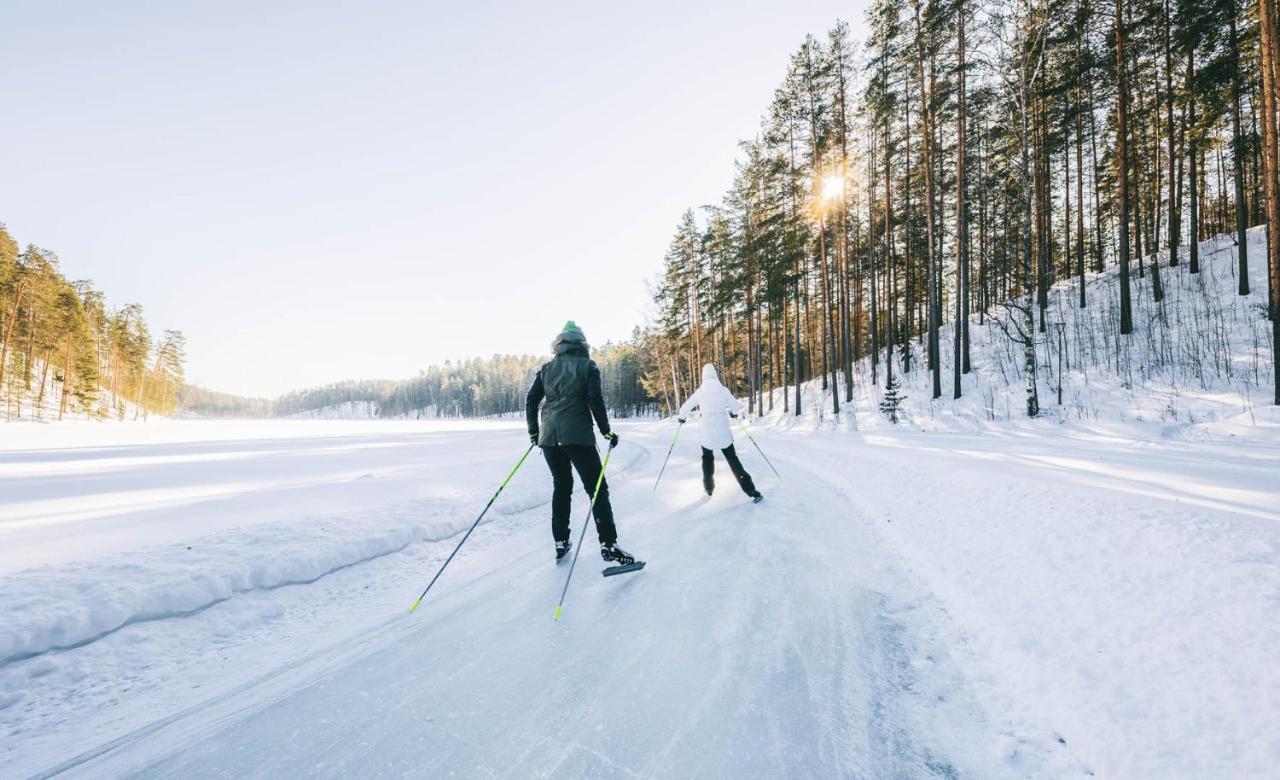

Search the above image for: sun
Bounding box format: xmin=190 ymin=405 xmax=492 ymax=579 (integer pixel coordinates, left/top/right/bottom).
xmin=820 ymin=173 xmax=845 ymax=203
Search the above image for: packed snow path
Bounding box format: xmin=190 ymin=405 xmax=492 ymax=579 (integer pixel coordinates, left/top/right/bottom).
xmin=4 ymin=419 xmax=1277 ymax=777
xmin=116 ymin=455 xmax=1006 ymax=778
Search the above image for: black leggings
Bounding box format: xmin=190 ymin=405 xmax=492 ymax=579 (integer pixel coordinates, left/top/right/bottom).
xmin=542 ymin=445 xmax=617 ymax=545
xmin=701 ymin=444 xmax=758 ymax=497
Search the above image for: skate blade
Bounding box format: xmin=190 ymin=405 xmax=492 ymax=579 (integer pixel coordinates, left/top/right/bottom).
xmin=601 ymin=561 xmax=646 ymax=577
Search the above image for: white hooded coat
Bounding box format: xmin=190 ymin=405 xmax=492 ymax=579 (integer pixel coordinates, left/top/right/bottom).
xmin=678 ymin=364 xmax=743 ymax=450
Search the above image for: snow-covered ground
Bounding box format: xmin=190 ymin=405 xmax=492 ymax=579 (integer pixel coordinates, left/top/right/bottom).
xmin=279 ymin=400 xmax=381 ymax=420
xmin=3 ymin=376 xmax=147 ymax=424
xmin=2 ymin=416 xmax=1277 ymax=778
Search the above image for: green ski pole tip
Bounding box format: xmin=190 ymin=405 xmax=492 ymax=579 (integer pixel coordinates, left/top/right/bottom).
xmin=553 ymin=605 xmax=562 ymax=621
xmin=409 ymin=598 xmax=421 ymax=613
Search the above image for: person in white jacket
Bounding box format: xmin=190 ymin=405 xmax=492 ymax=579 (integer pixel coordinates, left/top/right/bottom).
xmin=677 ymin=364 xmax=762 ymax=501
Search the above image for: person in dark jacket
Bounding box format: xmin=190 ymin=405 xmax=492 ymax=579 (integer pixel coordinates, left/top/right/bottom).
xmin=526 ymin=321 xmax=636 ymax=565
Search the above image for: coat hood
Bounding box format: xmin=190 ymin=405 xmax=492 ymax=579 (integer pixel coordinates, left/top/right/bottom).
xmin=552 ymin=321 xmax=590 ymax=356
xmin=701 ymin=363 xmax=721 ymax=387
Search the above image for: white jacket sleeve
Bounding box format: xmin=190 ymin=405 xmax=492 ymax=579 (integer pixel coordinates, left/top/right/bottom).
xmin=678 ymin=389 xmax=700 ymax=419
xmin=726 ymin=390 xmax=744 ymax=415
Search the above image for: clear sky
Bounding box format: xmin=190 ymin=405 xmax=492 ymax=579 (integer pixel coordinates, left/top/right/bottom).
xmin=1 ymin=0 xmax=867 ymax=397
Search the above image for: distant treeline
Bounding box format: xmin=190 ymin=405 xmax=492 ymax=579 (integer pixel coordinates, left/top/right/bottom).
xmin=273 ymin=379 xmax=397 ymax=417
xmin=176 ymin=385 xmax=272 ymax=418
xmin=189 ymin=345 xmax=659 ymax=419
xmin=1 ymin=222 xmax=185 ymax=422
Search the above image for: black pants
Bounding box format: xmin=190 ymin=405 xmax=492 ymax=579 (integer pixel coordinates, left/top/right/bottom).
xmin=542 ymin=444 xmax=617 ymax=545
xmin=701 ymin=444 xmax=758 ymax=497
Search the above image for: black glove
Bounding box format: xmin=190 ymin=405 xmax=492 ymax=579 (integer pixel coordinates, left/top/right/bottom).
xmin=677 ymin=418 xmax=686 ymax=425
xmin=729 ymin=412 xmax=738 ymax=419
xmin=603 ymin=431 xmax=619 ymax=449
xmin=529 ymin=432 xmax=539 ymax=445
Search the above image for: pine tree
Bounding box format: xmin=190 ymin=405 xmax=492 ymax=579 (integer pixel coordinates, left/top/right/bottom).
xmin=879 ymin=373 xmax=906 ymax=422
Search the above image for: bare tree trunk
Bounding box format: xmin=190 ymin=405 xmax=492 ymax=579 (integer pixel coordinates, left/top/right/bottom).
xmin=1116 ymin=0 xmax=1135 ymax=334
xmin=0 ymin=281 xmax=25 ymax=388
xmin=1231 ymin=4 xmax=1251 ymax=295
xmin=871 ymin=131 xmax=881 ymax=387
xmin=913 ymin=0 xmax=942 ymax=399
xmin=885 ymin=123 xmax=897 ymax=382
xmin=1076 ymin=80 xmax=1088 ymax=306
xmin=1258 ymin=0 xmax=1280 ymax=403
xmin=1166 ymin=0 xmax=1180 ymax=270
xmin=1088 ymin=75 xmax=1106 ymax=272
xmin=58 ymin=335 xmax=73 ymax=420
xmin=1189 ymin=52 xmax=1201 ymax=274
xmin=35 ymin=351 xmax=52 ymax=419
xmin=1022 ymin=82 xmax=1041 ymax=418
xmin=954 ymin=2 xmax=968 ymax=396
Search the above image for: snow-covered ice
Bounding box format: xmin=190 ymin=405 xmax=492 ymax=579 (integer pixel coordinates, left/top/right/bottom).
xmin=2 ymin=415 xmax=1277 ymax=778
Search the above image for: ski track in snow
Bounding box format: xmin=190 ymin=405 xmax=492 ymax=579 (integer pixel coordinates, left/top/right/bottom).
xmin=1 ymin=420 xmax=1275 ymax=778
xmin=50 ymin=427 xmax=1053 ymax=779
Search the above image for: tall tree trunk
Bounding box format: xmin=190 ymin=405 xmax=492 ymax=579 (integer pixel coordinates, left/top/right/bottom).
xmin=979 ymin=113 xmax=989 ymax=323
xmin=1144 ymin=0 xmax=1166 ymax=305
xmin=913 ymin=0 xmax=942 ymax=399
xmin=1032 ymin=96 xmax=1049 ymax=333
xmin=871 ymin=133 xmax=881 ymax=387
xmin=904 ymin=93 xmax=914 ymax=373
xmin=885 ymin=124 xmax=897 ymax=385
xmin=1166 ymin=0 xmax=1180 ymax=269
xmin=58 ymin=334 xmax=73 ymax=421
xmin=1231 ymin=4 xmax=1252 ymax=295
xmin=887 ymin=168 xmax=898 ymax=395
xmin=794 ymin=263 xmax=802 ymax=415
xmin=954 ymin=3 xmax=968 ymax=396
xmin=1188 ymin=51 xmax=1201 ymax=274
xmin=1076 ymin=81 xmax=1088 ymax=306
xmin=836 ymin=61 xmax=854 ymax=403
xmin=1258 ymin=0 xmax=1280 ymax=403
xmin=1116 ymin=0 xmax=1135 ymax=335
xmin=1088 ymin=76 xmax=1106 ymax=272
xmin=0 ymin=281 xmax=25 ymax=389
xmin=1021 ymin=78 xmax=1040 ymax=418
xmin=805 ymin=53 xmax=838 ymax=413
xmin=35 ymin=351 xmax=52 ymax=420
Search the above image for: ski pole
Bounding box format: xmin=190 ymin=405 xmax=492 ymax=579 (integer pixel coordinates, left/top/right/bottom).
xmin=409 ymin=443 xmax=536 ymax=613
xmin=736 ymin=418 xmax=782 ymax=480
xmin=652 ymin=421 xmax=684 ymax=492
xmin=554 ymin=445 xmax=614 ymax=621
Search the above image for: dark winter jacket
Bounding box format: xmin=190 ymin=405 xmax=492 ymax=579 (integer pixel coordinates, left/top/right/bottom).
xmin=526 ymin=326 xmax=611 ymax=447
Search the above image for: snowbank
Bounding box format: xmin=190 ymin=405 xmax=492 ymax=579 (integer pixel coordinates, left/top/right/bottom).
xmin=0 ymin=419 xmax=547 ymax=664
xmin=0 ymin=500 xmax=451 ymax=663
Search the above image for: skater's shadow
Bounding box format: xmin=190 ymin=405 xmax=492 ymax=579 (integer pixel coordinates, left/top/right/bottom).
xmin=674 ymin=495 xmax=711 ymax=517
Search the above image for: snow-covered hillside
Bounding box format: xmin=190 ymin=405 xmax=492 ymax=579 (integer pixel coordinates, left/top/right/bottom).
xmin=1 ymin=416 xmax=1276 ymax=778
xmin=2 ymin=363 xmax=147 ymax=423
xmin=753 ymin=227 xmax=1276 ymax=434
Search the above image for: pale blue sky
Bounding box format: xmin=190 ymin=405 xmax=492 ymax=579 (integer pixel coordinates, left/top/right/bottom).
xmin=1 ymin=0 xmax=867 ymax=397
